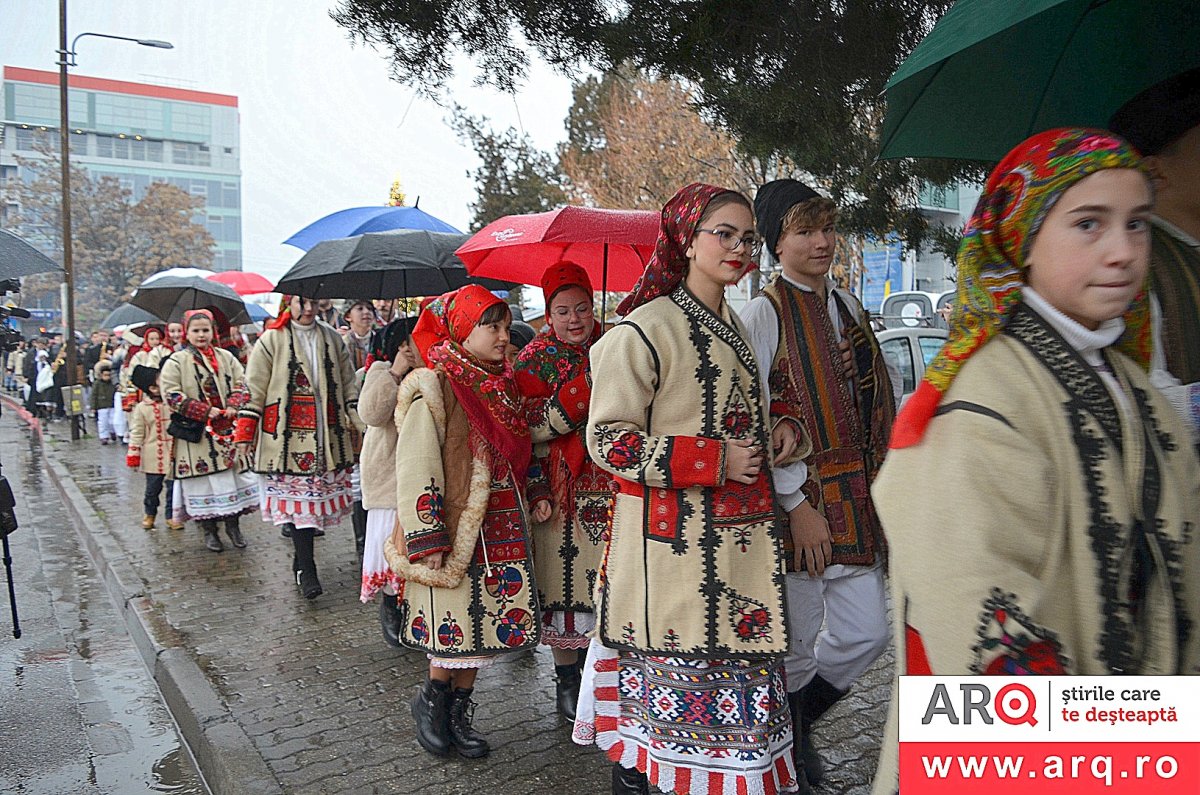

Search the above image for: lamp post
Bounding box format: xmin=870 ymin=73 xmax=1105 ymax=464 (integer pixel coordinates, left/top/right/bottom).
xmin=55 ymin=0 xmax=172 ymax=440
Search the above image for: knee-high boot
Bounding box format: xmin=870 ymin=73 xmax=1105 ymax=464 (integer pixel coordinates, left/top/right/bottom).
xmin=290 ymin=526 xmax=322 ymax=599
xmin=351 ymin=500 xmax=367 ymax=561
xmin=201 ymin=519 xmax=223 ymax=552
xmin=224 ymin=515 xmax=247 ymax=549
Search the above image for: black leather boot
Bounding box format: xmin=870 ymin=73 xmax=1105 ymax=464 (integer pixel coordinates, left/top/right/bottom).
xmin=446 ymin=687 xmax=489 ymax=758
xmin=554 ymin=662 xmax=582 ymax=720
xmin=787 ymin=690 xmax=816 ymax=792
xmin=280 ymin=521 xmax=294 ymax=539
xmin=290 ymin=526 xmax=322 ymax=599
xmin=410 ymin=676 xmax=451 ymax=757
xmin=610 ymin=762 xmax=650 ymax=795
xmin=796 ymin=675 xmax=848 ymax=786
xmin=224 ymin=515 xmax=247 ymax=549
xmin=351 ymin=500 xmax=367 ymax=560
xmin=379 ymin=593 xmax=402 ymax=648
xmin=201 ymin=520 xmax=223 ymax=552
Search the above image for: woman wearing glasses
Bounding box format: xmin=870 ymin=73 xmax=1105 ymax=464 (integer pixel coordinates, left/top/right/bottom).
xmin=575 ymin=184 xmax=809 ymax=795
xmin=513 ymin=262 xmax=613 ymax=720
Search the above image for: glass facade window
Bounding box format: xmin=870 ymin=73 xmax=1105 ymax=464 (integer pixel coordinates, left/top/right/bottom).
xmin=95 ymin=93 xmax=166 ymax=137
xmin=170 ymin=103 xmax=211 ymax=139
xmin=918 ymin=183 xmax=960 ymax=211
xmin=171 ymin=141 xmax=211 ymax=167
xmin=14 ymin=126 xmax=58 ymax=152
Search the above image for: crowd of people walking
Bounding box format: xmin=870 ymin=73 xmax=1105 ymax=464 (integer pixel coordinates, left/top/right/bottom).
xmin=3 ymin=74 xmax=1199 ymax=795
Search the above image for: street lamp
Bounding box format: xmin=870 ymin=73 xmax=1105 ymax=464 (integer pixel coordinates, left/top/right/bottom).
xmin=55 ymin=0 xmax=173 ymax=440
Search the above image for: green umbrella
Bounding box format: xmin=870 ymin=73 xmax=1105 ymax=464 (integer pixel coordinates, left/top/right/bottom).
xmin=880 ymin=0 xmax=1200 ymax=162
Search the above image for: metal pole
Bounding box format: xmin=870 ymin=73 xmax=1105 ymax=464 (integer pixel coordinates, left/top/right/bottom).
xmin=58 ymin=0 xmax=80 ymax=441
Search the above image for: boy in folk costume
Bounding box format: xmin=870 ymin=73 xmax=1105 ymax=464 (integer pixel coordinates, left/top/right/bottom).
xmin=576 ymin=183 xmax=810 ymax=795
xmin=91 ymin=362 xmax=118 ymax=444
xmin=513 ymin=261 xmax=612 ymax=719
xmin=386 ymin=285 xmax=550 ymax=759
xmin=235 ymin=296 xmax=361 ymax=600
xmin=740 ymin=180 xmax=901 ymax=790
xmin=870 ymin=129 xmax=1200 ymax=794
xmin=127 ymin=364 xmax=184 ymax=531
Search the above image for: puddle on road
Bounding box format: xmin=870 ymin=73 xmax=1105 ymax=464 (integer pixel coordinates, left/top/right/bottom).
xmin=151 ymin=747 xmax=206 ymax=794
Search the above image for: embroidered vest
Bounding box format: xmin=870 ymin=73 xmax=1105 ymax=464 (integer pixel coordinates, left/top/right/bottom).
xmin=1150 ymin=224 xmax=1200 ymax=384
xmin=763 ymin=280 xmax=895 ymax=567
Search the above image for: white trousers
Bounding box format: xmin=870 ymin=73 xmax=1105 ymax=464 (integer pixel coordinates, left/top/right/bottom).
xmin=96 ymin=407 xmax=116 ymax=440
xmin=784 ymin=564 xmax=889 ymax=693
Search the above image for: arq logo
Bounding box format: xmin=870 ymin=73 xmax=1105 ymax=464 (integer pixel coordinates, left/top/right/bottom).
xmin=922 ymin=683 xmax=1038 ymax=726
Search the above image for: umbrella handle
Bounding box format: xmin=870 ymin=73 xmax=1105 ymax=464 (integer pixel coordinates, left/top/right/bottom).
xmin=600 ymin=243 xmax=609 ymax=333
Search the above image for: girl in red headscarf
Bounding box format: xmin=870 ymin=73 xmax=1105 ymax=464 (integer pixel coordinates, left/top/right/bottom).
xmin=512 ymin=261 xmax=611 ymax=720
xmin=870 ymin=129 xmax=1200 ymax=793
xmin=159 ymin=310 xmax=258 ymax=552
xmin=576 ymin=184 xmax=809 ymax=795
xmin=120 ymin=324 xmax=172 ymax=415
xmin=389 ymin=284 xmax=550 ymax=761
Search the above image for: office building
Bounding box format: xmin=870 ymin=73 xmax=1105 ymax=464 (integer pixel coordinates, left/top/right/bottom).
xmin=1 ymin=65 xmax=242 ymax=269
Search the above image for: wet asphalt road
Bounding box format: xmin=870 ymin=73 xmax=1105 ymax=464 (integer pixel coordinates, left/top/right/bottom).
xmin=0 ymin=409 xmax=207 ymax=795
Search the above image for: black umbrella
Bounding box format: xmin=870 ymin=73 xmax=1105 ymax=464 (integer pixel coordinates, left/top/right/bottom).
xmin=100 ymin=302 xmax=162 ymax=330
xmin=0 ymin=229 xmax=60 ymax=280
xmin=275 ymin=229 xmax=516 ymax=299
xmin=130 ymin=275 xmax=252 ymax=325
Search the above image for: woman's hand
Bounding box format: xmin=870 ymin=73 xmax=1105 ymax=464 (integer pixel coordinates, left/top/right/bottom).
xmin=389 ymin=358 xmax=410 ymax=383
xmin=207 ymin=406 xmax=222 ymax=419
xmin=531 ymin=499 xmax=552 ymax=523
xmin=771 ymin=420 xmax=800 ymax=465
xmin=422 ymin=552 xmax=446 ymax=571
xmin=725 ymin=438 xmax=764 ymax=484
xmin=788 ymin=500 xmax=833 ymax=576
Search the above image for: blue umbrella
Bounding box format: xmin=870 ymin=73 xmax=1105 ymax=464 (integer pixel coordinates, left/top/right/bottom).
xmin=243 ymin=301 xmax=272 ymax=322
xmin=284 ymin=205 xmax=461 ymax=252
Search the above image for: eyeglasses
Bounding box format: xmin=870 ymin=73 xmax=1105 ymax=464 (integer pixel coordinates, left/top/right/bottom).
xmin=550 ymin=304 xmax=595 ymax=320
xmin=696 ymin=228 xmax=762 ymax=257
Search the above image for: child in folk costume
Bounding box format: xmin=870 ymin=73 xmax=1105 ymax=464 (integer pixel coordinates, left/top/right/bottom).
xmin=127 ymin=364 xmax=184 ymax=531
xmin=740 ymin=180 xmax=901 ymax=792
xmin=91 ymin=362 xmax=118 ymax=444
xmin=386 ymin=285 xmax=551 ymax=760
xmin=357 ymin=315 xmax=420 ymax=646
xmin=121 ymin=325 xmax=172 ymax=412
xmin=160 ymin=310 xmax=258 ymax=553
xmin=513 ymin=261 xmax=612 ymax=719
xmin=235 ymin=296 xmax=361 ymax=600
xmin=870 ymin=129 xmax=1200 ymax=794
xmin=577 ymin=183 xmax=810 ymax=795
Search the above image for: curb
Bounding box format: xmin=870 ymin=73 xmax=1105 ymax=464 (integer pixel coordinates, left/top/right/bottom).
xmin=7 ymin=396 xmax=285 ymax=795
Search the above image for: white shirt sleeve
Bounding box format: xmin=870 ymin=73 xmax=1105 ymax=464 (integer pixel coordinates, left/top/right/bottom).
xmin=739 ymin=295 xmax=808 ymax=510
xmin=1149 ymin=293 xmax=1200 ymax=442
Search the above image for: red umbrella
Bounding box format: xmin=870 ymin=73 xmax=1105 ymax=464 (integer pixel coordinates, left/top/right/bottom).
xmin=207 ymin=270 xmax=276 ymax=295
xmin=455 ymin=206 xmax=659 ymax=294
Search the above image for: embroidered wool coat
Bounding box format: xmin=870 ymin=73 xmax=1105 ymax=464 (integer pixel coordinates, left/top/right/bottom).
xmin=383 ymin=368 xmax=541 ymax=658
xmin=870 ymin=303 xmax=1200 ymax=791
xmin=159 ymin=346 xmax=248 ymax=481
xmin=237 ymin=322 xmax=361 ymax=476
xmin=128 ymin=398 xmax=173 ymax=475
xmin=586 ymin=285 xmax=809 ymax=661
xmin=514 ymin=330 xmax=612 ymax=613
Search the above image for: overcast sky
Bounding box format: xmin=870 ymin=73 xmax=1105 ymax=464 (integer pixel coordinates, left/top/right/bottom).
xmin=2 ymin=0 xmax=577 ymax=282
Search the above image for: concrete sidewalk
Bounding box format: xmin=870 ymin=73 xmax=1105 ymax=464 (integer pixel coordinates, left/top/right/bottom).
xmin=28 ymin=402 xmax=891 ymax=794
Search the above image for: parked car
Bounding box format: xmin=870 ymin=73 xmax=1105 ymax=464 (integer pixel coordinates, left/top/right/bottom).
xmin=877 ymin=326 xmax=948 ymax=404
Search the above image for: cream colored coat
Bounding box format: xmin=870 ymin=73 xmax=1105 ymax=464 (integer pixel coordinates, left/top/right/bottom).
xmin=128 ymin=398 xmax=173 ymax=475
xmin=239 ymin=321 xmax=361 ymax=476
xmin=587 ymin=285 xmax=809 ymax=661
xmin=870 ymin=303 xmax=1200 ymax=793
xmin=357 ymin=360 xmax=402 ymax=510
xmin=159 ymin=346 xmax=247 ymax=481
xmin=384 ymin=368 xmax=540 ymax=658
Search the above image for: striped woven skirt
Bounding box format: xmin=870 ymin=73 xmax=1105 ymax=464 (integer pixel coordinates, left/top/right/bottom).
xmin=259 ymin=469 xmax=353 ymax=532
xmin=573 ymin=640 xmax=797 ymax=795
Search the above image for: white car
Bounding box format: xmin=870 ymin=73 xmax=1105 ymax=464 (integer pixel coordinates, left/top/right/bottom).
xmin=876 ymin=326 xmax=948 ymax=403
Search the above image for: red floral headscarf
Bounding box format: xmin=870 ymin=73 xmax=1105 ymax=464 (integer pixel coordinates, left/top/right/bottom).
xmin=411 ymin=284 xmax=505 ymax=365
xmin=618 ymin=183 xmax=734 ymax=316
xmin=891 ymin=128 xmax=1151 ymax=449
